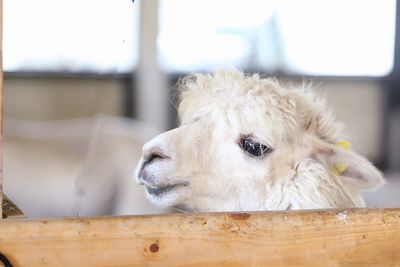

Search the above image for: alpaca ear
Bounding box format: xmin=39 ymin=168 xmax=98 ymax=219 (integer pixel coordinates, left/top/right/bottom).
xmin=311 ymin=138 xmax=385 ymax=190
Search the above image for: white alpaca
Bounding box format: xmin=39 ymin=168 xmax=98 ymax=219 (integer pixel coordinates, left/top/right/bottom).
xmin=4 ymin=115 xmax=169 ymax=218
xmin=135 ymin=70 xmax=385 ymax=212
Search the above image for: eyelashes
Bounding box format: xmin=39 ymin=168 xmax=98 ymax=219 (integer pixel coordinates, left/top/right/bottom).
xmin=239 ymin=135 xmax=273 ymax=158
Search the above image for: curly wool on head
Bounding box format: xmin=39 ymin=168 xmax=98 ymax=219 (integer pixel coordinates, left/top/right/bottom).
xmin=177 ymin=69 xmax=343 ymax=144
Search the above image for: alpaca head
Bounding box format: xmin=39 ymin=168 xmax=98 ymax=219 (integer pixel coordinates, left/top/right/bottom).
xmin=135 ymin=70 xmax=385 ymax=212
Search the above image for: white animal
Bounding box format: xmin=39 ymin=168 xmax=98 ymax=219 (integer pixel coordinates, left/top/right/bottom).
xmin=135 ymin=70 xmax=385 ymax=212
xmin=4 ymin=115 xmax=169 ymax=218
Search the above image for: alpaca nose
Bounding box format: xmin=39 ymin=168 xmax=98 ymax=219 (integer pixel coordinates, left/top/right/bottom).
xmin=137 ymin=131 xmax=175 ymax=183
xmin=143 ymin=150 xmax=169 ymax=167
xmin=137 ymin=148 xmax=170 ymax=184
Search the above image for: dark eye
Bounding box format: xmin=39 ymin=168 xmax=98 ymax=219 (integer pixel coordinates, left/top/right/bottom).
xmin=240 ymin=136 xmax=273 ymax=158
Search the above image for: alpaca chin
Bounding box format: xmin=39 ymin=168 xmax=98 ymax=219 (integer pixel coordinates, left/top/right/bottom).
xmin=145 ymin=184 xmax=190 ymax=208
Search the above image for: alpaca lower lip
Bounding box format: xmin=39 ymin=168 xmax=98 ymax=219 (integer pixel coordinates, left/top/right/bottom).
xmin=146 ymin=184 xmax=186 ymax=196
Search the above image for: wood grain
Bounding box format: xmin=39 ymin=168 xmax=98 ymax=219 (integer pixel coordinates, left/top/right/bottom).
xmin=0 ymin=209 xmax=399 ymax=266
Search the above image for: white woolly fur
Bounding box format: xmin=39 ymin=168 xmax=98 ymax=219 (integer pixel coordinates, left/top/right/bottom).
xmin=135 ymin=70 xmax=385 ymax=212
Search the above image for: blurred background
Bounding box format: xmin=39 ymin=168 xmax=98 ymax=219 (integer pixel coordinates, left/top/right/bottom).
xmin=3 ymin=0 xmax=400 ymax=217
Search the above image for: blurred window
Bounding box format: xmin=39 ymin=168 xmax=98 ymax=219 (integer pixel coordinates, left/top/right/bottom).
xmin=158 ymin=0 xmax=396 ymax=76
xmin=4 ymin=0 xmax=139 ymax=74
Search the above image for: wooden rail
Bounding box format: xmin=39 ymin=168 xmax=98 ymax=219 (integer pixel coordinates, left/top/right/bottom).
xmin=0 ymin=209 xmax=399 ymax=266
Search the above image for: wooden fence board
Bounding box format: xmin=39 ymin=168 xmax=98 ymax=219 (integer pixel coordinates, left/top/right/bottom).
xmin=0 ymin=209 xmax=399 ymax=266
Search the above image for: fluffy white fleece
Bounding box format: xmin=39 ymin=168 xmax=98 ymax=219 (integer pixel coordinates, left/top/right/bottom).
xmin=135 ymin=70 xmax=385 ymax=212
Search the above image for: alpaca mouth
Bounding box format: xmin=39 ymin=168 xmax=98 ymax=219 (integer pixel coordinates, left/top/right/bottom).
xmin=146 ymin=183 xmax=187 ymax=196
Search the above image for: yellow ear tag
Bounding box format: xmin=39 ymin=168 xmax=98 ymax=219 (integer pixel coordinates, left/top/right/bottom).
xmin=332 ymin=140 xmax=350 ymax=176
xmin=336 ymin=140 xmax=350 ymax=150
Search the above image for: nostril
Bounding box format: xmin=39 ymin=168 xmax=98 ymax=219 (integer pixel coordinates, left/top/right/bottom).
xmin=144 ymin=150 xmax=169 ymax=165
